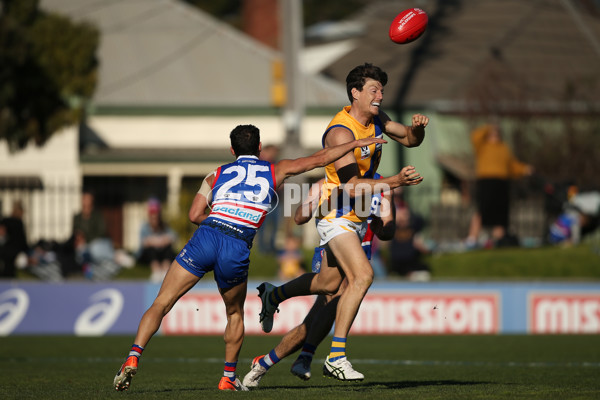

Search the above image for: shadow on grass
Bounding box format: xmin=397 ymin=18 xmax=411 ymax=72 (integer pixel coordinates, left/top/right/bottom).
xmin=355 ymin=380 xmax=492 ymax=390
xmin=129 ymin=387 xmax=211 ymax=394
xmin=247 ymin=379 xmax=492 ymax=391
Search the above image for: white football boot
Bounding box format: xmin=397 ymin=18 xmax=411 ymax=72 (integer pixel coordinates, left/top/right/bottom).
xmin=242 ymin=355 xmax=268 ymax=388
xmin=323 ymin=355 xmax=364 ymax=381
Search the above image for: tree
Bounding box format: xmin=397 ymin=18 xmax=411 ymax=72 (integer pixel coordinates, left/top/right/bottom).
xmin=0 ymin=0 xmax=98 ymax=152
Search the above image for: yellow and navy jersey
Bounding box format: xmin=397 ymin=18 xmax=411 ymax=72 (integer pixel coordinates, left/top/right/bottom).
xmin=317 ymin=106 xmax=384 ymax=222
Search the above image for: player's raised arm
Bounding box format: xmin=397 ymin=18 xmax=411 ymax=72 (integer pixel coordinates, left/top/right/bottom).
xmin=378 ymin=111 xmax=428 ymax=148
xmin=325 ymin=127 xmax=424 ymax=198
xmin=273 ymin=137 xmax=386 ymax=188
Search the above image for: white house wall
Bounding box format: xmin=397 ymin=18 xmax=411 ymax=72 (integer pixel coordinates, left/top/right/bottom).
xmin=0 ymin=127 xmax=81 ymax=243
xmin=87 ymin=114 xmax=332 ymax=150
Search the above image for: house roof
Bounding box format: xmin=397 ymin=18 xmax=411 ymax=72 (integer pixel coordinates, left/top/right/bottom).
xmin=38 ymin=0 xmax=600 ymax=113
xmin=40 ymin=0 xmax=348 ymax=109
xmin=322 ymin=0 xmax=600 ymax=114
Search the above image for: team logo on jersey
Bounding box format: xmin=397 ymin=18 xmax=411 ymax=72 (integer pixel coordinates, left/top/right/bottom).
xmin=212 ymin=204 xmax=263 ymax=223
xmin=360 ymin=145 xmax=371 ymax=159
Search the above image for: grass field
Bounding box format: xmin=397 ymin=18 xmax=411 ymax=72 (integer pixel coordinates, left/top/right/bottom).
xmin=2 ymin=335 xmax=599 ymax=399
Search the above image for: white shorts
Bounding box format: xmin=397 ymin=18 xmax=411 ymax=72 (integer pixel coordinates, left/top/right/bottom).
xmin=316 ymin=218 xmax=367 ymax=246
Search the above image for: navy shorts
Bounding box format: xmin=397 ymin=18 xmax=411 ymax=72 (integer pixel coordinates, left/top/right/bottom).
xmin=176 ymin=225 xmax=250 ymax=289
xmin=311 ymin=243 xmax=371 ymax=273
xmin=311 ymin=247 xmax=326 ymax=273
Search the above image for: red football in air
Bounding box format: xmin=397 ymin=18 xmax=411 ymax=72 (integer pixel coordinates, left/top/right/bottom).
xmin=389 ymin=8 xmax=428 ymax=44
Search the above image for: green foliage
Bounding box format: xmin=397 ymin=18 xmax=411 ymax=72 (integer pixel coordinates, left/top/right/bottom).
xmin=255 ymin=243 xmax=600 ymax=280
xmin=111 ymin=242 xmax=600 ymax=281
xmin=252 ymin=243 xmax=600 ymax=280
xmin=0 ymin=0 xmax=98 ymax=151
xmin=427 ymin=244 xmax=600 ymax=280
xmin=30 ymin=13 xmax=98 ymax=99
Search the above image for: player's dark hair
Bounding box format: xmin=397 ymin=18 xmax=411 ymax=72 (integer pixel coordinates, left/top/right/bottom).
xmin=230 ymin=124 xmax=260 ymax=156
xmin=346 ymin=63 xmax=388 ymax=103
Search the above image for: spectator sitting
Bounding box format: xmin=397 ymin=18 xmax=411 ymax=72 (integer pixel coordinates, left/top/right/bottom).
xmin=389 ymin=199 xmax=431 ymax=281
xmin=27 ymin=239 xmax=64 ymax=282
xmin=68 ymin=191 xmax=118 ymax=280
xmin=0 ymin=200 xmax=29 ymax=278
xmin=138 ymin=198 xmax=177 ymax=283
xmin=549 ymin=190 xmax=600 ymax=246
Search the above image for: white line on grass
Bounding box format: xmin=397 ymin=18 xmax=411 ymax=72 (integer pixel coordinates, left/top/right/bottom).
xmin=5 ymin=357 xmax=600 ymax=368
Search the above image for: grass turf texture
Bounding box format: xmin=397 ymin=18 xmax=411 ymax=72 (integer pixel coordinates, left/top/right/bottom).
xmin=1 ymin=335 xmax=599 ymax=399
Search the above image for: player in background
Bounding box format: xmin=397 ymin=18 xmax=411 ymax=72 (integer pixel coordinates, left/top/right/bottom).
xmin=243 ymin=175 xmax=395 ymax=388
xmin=113 ymin=124 xmax=386 ymax=392
xmin=257 ymin=63 xmax=428 ymax=381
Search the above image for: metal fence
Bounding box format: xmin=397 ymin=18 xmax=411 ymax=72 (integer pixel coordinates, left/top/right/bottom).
xmin=1 ymin=182 xmax=148 ymax=253
xmin=405 ymin=180 xmax=549 ymax=249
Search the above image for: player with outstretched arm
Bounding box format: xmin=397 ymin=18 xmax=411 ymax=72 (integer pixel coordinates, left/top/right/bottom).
xmin=256 ymin=63 xmax=428 ymax=381
xmin=112 ymin=124 xmax=386 ymax=392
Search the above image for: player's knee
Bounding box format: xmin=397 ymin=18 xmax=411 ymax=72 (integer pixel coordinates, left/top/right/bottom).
xmin=350 ymin=273 xmax=373 ymax=293
xmin=229 ymin=312 xmax=244 ymax=326
xmin=225 ymin=306 xmax=244 ymax=321
xmin=151 ymin=298 xmax=175 ymax=316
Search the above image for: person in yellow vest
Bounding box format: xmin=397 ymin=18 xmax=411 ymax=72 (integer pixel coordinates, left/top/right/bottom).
xmin=465 ymin=123 xmax=533 ymax=248
xmin=255 ymin=63 xmax=428 ymax=381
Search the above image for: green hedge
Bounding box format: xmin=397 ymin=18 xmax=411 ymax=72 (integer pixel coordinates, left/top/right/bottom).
xmin=20 ymin=243 xmax=598 ymax=281
xmin=248 ymin=243 xmax=600 ymax=280
xmin=427 ymin=244 xmax=600 ymax=280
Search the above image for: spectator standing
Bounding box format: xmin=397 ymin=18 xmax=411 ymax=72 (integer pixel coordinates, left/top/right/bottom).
xmin=466 ymin=123 xmax=533 ymax=248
